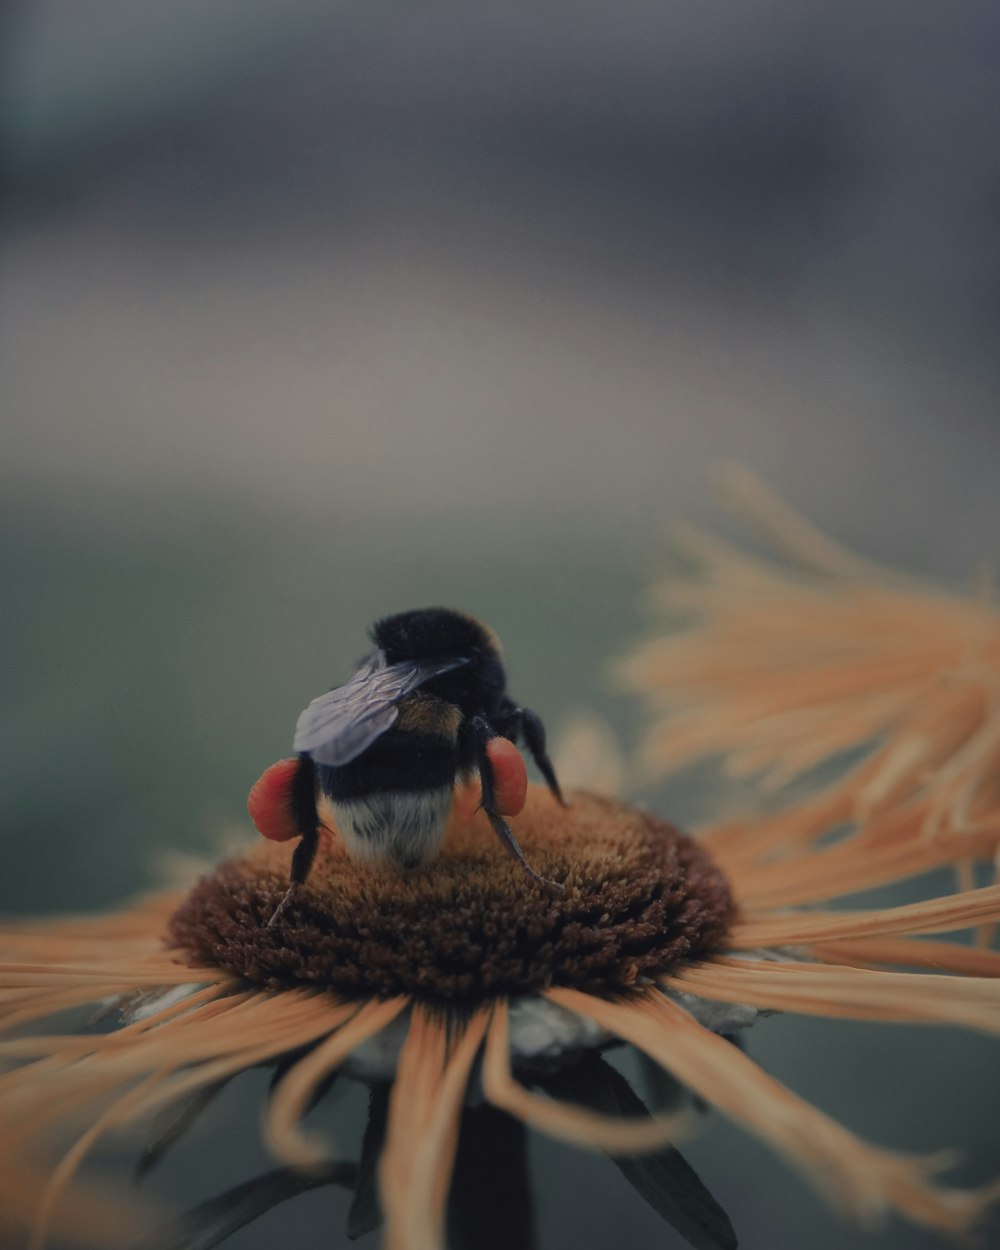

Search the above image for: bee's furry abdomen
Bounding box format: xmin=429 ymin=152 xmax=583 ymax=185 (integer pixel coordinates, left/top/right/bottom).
xmin=331 ymin=787 xmax=453 ymax=869
xmin=315 ymin=705 xmax=460 ymax=870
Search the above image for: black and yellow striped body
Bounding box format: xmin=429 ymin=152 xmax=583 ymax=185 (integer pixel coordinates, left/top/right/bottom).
xmin=316 ymin=694 xmax=464 ymax=869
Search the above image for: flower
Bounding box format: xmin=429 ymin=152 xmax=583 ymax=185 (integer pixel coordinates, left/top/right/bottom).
xmin=4 ymin=794 xmax=1000 ymax=1249
xmin=0 ymin=791 xmax=732 ymax=1250
xmin=5 ymin=489 xmax=1000 ymax=1250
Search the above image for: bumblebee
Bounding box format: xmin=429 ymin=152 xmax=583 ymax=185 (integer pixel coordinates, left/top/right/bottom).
xmin=251 ymin=609 xmax=565 ymax=924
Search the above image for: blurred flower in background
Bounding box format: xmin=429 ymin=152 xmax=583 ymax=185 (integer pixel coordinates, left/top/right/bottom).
xmin=621 ymin=469 xmax=1000 ymax=903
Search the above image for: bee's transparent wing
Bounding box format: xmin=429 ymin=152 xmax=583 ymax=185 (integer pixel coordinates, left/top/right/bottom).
xmin=293 ymin=654 xmax=468 ymax=767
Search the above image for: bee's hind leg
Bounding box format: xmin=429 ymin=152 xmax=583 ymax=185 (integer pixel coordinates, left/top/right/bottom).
xmin=468 ymin=715 xmax=564 ymax=893
xmin=268 ymin=755 xmax=321 ymax=928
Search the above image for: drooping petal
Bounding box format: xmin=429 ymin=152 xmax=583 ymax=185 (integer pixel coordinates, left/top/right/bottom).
xmin=0 ymin=984 xmax=240 ymax=1058
xmin=484 ymin=998 xmax=689 ymax=1154
xmin=1 ymin=988 xmax=370 ymax=1246
xmin=264 ymin=997 xmax=407 ymax=1169
xmin=112 ymin=991 xmax=357 ymax=1117
xmin=28 ymin=1067 xmax=178 ymax=1250
xmin=664 ymin=956 xmax=1000 ymax=1034
xmin=380 ymin=1005 xmax=491 ymax=1250
xmin=547 ymin=986 xmax=1000 ymax=1233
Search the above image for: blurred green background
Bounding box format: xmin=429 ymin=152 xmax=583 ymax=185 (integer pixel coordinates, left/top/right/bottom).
xmin=2 ymin=3 xmax=999 ymax=1248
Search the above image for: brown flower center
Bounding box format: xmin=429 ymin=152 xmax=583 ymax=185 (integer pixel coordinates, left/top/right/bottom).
xmin=168 ymin=789 xmax=734 ymax=1003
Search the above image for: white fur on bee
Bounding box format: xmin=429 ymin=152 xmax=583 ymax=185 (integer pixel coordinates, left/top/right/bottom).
xmin=331 ymin=786 xmax=453 ymax=869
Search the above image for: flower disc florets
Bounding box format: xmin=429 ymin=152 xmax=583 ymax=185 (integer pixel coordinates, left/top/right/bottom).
xmin=169 ymin=789 xmax=734 ymax=1004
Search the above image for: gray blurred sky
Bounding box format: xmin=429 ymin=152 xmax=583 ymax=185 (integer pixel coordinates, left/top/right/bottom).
xmin=3 ymin=0 xmax=999 ymax=571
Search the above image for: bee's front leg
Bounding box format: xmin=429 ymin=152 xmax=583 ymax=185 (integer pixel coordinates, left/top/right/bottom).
xmin=467 ymin=715 xmax=564 ymax=892
xmin=496 ymin=701 xmax=567 ymax=806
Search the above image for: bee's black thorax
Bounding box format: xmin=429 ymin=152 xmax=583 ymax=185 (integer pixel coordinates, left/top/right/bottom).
xmin=371 ymin=608 xmax=501 ymax=665
xmin=372 ymin=607 xmax=508 ymax=728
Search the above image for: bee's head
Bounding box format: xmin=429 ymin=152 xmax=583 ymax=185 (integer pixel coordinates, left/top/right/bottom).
xmin=371 ymin=608 xmax=500 ymax=664
xmin=371 ymin=608 xmax=505 ymax=708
